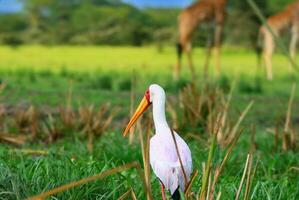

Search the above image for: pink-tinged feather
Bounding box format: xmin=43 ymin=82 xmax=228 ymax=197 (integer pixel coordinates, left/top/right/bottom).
xmin=150 ymin=129 xmax=192 ymax=194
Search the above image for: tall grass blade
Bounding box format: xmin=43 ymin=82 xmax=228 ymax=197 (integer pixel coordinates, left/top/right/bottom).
xmin=228 ymin=101 xmax=254 ymax=144
xmin=131 ymin=189 xmax=138 ymax=200
xmin=138 ymin=118 xmax=153 ymax=200
xmin=198 ymin=126 xmax=218 ymax=200
xmin=244 ymin=157 xmax=259 ymax=200
xmin=185 ymin=169 xmax=198 ymax=197
xmin=129 ymin=71 xmax=137 ymax=144
xmin=284 ymin=83 xmax=296 ymax=133
xmin=235 ymin=154 xmax=251 ymax=200
xmin=216 ymin=190 xmax=221 ymax=200
xmin=209 ymin=129 xmax=244 ymax=200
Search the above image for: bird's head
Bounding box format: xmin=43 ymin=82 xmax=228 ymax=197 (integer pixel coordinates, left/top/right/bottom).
xmin=123 ymin=84 xmax=165 ymax=136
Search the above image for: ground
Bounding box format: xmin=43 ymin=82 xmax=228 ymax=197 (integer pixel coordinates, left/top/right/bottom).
xmin=0 ymin=46 xmax=298 ymax=199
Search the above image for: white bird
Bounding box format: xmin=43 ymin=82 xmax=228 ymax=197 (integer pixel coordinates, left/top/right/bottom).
xmin=123 ymin=84 xmax=192 ymax=200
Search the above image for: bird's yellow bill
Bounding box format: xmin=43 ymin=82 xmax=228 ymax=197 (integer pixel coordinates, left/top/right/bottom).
xmin=123 ymin=97 xmax=150 ymax=136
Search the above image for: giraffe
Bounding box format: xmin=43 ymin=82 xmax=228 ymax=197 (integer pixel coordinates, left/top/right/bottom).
xmin=175 ymin=0 xmax=228 ymax=80
xmin=258 ymin=1 xmax=299 ymax=80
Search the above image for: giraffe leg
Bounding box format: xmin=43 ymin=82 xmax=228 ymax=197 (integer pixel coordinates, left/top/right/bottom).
xmin=204 ymin=24 xmax=213 ymax=79
xmin=264 ymin=32 xmax=274 ymax=81
xmin=174 ymin=43 xmax=183 ymax=81
xmin=215 ymin=46 xmax=221 ymax=75
xmin=174 ymin=63 xmax=181 ymax=81
xmin=289 ymin=24 xmax=298 ymax=73
xmin=214 ymin=23 xmax=223 ymax=76
xmin=186 ymin=42 xmax=196 ymax=81
xmin=161 ymin=183 xmax=167 ymax=200
xmin=264 ymin=52 xmax=273 ymax=81
xmin=204 ymin=45 xmax=212 ymax=79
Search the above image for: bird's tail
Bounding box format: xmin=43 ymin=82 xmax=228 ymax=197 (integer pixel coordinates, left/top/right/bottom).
xmin=171 ymin=187 xmax=181 ymax=200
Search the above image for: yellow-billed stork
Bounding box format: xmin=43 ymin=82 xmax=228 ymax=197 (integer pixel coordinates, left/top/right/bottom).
xmin=123 ymin=84 xmax=192 ymax=200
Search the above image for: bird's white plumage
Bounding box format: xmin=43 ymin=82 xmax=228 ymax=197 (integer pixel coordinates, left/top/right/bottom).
xmin=148 ymin=84 xmax=192 ymax=195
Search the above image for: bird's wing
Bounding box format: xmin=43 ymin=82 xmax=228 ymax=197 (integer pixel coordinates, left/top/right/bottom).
xmin=174 ymin=131 xmax=193 ymax=190
xmin=150 ymin=137 xmax=180 ymax=194
xmin=150 ymin=133 xmax=192 ymax=194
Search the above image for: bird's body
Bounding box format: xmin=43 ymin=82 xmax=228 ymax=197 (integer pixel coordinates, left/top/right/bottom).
xmin=150 ymin=130 xmax=192 ymax=194
xmin=124 ymin=84 xmax=192 ymax=199
xmin=149 ymin=85 xmax=192 ymax=195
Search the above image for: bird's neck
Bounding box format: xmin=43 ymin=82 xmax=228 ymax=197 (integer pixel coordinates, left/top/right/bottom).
xmin=152 ymin=95 xmax=169 ymax=133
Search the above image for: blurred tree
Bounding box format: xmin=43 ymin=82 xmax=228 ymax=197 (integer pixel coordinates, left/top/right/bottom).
xmin=22 ymin=0 xmax=52 ymax=43
xmin=0 ymin=14 xmax=27 ymax=46
xmin=225 ymin=0 xmax=269 ymax=48
xmin=70 ymin=4 xmax=152 ymax=45
xmin=0 ymin=0 xmax=294 ymax=46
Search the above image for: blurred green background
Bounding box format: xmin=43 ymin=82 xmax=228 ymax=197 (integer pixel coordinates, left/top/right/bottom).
xmin=0 ymin=0 xmax=295 ymax=47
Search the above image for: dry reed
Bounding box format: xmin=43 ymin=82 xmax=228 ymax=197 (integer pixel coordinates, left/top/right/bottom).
xmin=26 ymin=162 xmax=143 ymax=200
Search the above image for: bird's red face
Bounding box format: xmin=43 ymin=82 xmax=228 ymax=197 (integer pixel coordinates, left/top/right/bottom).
xmin=123 ymin=89 xmax=151 ymax=136
xmin=144 ymin=89 xmax=150 ymax=103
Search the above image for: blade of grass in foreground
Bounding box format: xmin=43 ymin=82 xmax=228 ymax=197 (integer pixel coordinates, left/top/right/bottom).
xmin=26 ymin=162 xmax=141 ymax=200
xmin=10 ymin=148 xmax=48 ymax=156
xmin=185 ymin=170 xmax=198 ymax=197
xmin=244 ymin=156 xmax=259 ymax=200
xmin=284 ymin=83 xmax=296 ymax=133
xmin=235 ymin=154 xmax=251 ymax=200
xmin=117 ymin=188 xmax=132 ymax=200
xmin=198 ymin=127 xmax=218 ymax=200
xmin=209 ymin=129 xmax=244 ymax=200
xmin=138 ymin=118 xmax=153 ymax=200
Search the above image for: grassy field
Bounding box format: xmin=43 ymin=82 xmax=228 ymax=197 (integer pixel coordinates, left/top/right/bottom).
xmin=0 ymin=45 xmax=296 ymax=76
xmin=0 ymin=46 xmax=298 ymax=199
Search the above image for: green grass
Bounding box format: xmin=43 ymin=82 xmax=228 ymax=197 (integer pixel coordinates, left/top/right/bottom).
xmin=1 ymin=133 xmax=298 ymax=199
xmin=0 ymin=45 xmax=297 ymax=76
xmin=0 ymin=45 xmax=298 ymax=199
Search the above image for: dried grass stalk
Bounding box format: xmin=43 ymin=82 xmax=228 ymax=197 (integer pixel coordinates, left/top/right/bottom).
xmin=14 ymin=106 xmax=40 ymax=139
xmin=42 ymin=114 xmax=62 ymax=144
xmin=60 ymin=80 xmax=75 ymax=129
xmin=0 ymin=82 xmax=6 ymax=93
xmin=235 ymin=154 xmax=251 ymax=200
xmin=216 ymin=190 xmax=222 ymax=200
xmin=282 ymin=83 xmax=297 ymax=151
xmin=185 ymin=169 xmax=198 ymax=197
xmin=169 ymin=83 xmax=220 ymax=133
xmin=288 ymin=166 xmax=299 ymax=172
xmin=216 ymin=83 xmax=234 ymax=144
xmin=10 ymin=148 xmax=48 ymax=156
xmin=209 ymin=129 xmax=244 ymax=200
xmin=170 ymin=129 xmax=188 ymax=186
xmin=138 ymin=118 xmax=153 ymax=200
xmin=0 ymin=104 xmax=7 ymax=132
xmin=129 ymin=71 xmax=137 ymax=144
xmin=198 ymin=123 xmax=219 ymax=200
xmin=26 ymin=162 xmax=141 ymax=200
xmin=227 ymin=101 xmax=254 ymax=145
xmin=131 ymin=188 xmax=138 ymax=200
xmin=117 ymin=188 xmax=132 ymax=200
xmin=0 ymin=133 xmax=27 ymax=145
xmin=244 ymin=156 xmax=259 ymax=200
